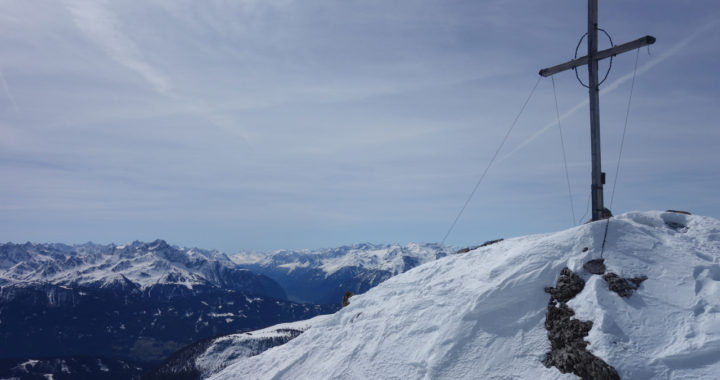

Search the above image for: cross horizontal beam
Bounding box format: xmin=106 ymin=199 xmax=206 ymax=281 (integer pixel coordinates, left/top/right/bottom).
xmin=539 ymin=35 xmax=656 ymax=77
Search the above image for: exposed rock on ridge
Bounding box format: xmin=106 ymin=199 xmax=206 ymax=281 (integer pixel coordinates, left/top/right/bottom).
xmin=602 ymin=273 xmax=647 ymax=298
xmin=543 ymin=267 xmax=620 ymax=380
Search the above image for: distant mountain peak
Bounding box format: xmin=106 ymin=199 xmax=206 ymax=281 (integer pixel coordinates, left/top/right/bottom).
xmin=146 ymin=239 xmax=171 ymax=251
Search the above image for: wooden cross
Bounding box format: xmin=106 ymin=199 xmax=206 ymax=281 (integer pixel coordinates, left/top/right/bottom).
xmin=539 ymin=0 xmax=655 ymax=221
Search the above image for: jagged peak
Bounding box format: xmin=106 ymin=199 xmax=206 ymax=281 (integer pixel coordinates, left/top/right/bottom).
xmin=146 ymin=239 xmax=171 ymax=251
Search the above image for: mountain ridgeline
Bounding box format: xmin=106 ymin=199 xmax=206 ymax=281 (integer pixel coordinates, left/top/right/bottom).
xmin=233 ymin=243 xmax=454 ymax=304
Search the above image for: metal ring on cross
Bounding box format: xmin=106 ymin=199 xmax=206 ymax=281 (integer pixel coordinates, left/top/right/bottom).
xmin=573 ymin=28 xmax=614 ymax=88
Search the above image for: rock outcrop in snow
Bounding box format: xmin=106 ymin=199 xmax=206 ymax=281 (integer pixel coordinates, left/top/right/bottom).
xmin=601 ymin=273 xmax=647 ymax=298
xmin=543 ymin=267 xmax=619 ymax=380
xmin=207 ymin=211 xmax=720 ymax=379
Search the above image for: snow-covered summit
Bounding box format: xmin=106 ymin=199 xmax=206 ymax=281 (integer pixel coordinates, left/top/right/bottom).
xmin=209 ymin=211 xmax=720 ymax=379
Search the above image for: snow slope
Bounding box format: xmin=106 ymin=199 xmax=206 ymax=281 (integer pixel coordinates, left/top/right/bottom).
xmin=195 ymin=314 xmax=333 ymax=377
xmin=209 ymin=211 xmax=720 ymax=379
xmin=145 ymin=314 xmax=333 ymax=379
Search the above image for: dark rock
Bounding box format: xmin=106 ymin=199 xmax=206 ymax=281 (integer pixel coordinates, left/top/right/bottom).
xmin=583 ymin=208 xmax=613 ymax=224
xmin=544 ymin=267 xmax=585 ymax=303
xmin=455 ymin=247 xmax=477 ymax=254
xmin=664 ymin=221 xmax=688 ymax=232
xmin=583 ymin=259 xmax=606 ymax=275
xmin=544 ymin=302 xmax=592 ymax=350
xmin=342 ymin=291 xmax=354 ymax=307
xmin=603 ymin=272 xmax=646 ymax=297
xmin=480 ymin=239 xmax=504 ymax=248
xmin=629 ymin=276 xmax=648 ymax=287
xmin=662 ymin=211 xmax=689 ymax=232
xmin=666 ymin=209 xmax=691 ymax=215
xmin=543 ymin=268 xmax=620 ymax=380
xmin=601 ymin=208 xmax=614 ymax=219
xmin=582 ymin=247 xmax=589 ymax=252
xmin=544 ymin=348 xmax=621 ymax=380
xmin=455 ymin=240 xmax=502 ymax=254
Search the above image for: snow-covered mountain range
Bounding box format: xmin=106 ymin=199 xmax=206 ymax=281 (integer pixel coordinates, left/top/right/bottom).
xmin=0 ymin=239 xmax=334 ymax=367
xmin=0 ymin=239 xmax=284 ymax=298
xmin=232 ymin=243 xmax=457 ymax=304
xmin=207 ymin=211 xmax=720 ymax=379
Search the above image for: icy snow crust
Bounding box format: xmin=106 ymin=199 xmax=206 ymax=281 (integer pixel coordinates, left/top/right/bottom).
xmin=209 ymin=211 xmax=720 ymax=379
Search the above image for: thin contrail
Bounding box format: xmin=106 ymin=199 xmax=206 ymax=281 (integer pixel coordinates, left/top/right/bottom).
xmin=498 ymin=19 xmax=720 ymax=162
xmin=0 ymin=69 xmax=20 ymax=114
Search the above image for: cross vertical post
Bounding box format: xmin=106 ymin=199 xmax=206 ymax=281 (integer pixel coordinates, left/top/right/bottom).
xmin=538 ymin=0 xmax=655 ymax=221
xmin=588 ymin=0 xmax=604 ymax=221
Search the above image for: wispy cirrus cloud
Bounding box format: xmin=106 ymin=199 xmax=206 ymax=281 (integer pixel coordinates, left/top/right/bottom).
xmin=61 ymin=0 xmax=253 ymax=143
xmin=0 ymin=68 xmax=20 ymax=113
xmin=62 ymin=0 xmax=170 ymax=94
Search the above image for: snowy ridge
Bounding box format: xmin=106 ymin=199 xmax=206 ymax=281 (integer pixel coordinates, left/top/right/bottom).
xmin=232 ymin=242 xmax=454 ymax=277
xmin=144 ymin=314 xmax=332 ymax=379
xmin=195 ymin=314 xmax=333 ymax=377
xmin=209 ymin=211 xmax=720 ymax=379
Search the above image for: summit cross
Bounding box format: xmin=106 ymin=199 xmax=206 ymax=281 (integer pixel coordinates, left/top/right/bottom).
xmin=539 ymin=0 xmax=655 ymax=222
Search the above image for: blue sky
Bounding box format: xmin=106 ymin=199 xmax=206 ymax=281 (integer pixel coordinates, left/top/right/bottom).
xmin=1 ymin=0 xmax=719 ymax=252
